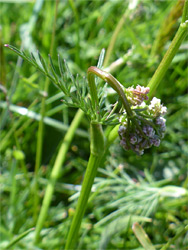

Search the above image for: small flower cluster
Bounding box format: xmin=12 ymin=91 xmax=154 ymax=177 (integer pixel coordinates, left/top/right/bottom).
xmin=119 ymin=86 xmax=167 ymax=155
xmin=125 ymin=85 xmax=150 ymax=106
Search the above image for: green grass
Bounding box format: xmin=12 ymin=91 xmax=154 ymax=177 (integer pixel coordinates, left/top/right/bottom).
xmin=1 ymin=0 xmax=188 ymax=249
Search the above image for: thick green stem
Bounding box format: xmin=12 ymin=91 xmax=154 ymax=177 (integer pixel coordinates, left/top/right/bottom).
xmin=65 ymin=122 xmax=104 ymax=249
xmin=65 ymin=154 xmax=102 ymax=249
xmin=34 ymin=109 xmax=84 ymax=243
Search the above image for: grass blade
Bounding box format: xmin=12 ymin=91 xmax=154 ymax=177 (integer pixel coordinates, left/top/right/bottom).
xmin=4 ymin=228 xmax=35 ymax=250
xmin=132 ymin=222 xmax=156 ymax=250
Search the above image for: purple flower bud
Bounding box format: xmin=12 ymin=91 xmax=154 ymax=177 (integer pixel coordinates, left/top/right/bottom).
xmin=120 ymin=140 xmax=129 ymax=150
xmin=151 ymin=138 xmax=160 ymax=147
xmin=130 ymin=135 xmax=137 ymax=144
xmin=143 ymin=125 xmax=155 ymax=137
xmin=156 ymin=117 xmax=166 ymax=125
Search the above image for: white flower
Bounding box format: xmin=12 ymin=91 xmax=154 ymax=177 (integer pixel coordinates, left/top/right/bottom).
xmin=161 ymin=106 xmax=167 ymax=114
xmin=149 ymin=97 xmax=161 ymax=109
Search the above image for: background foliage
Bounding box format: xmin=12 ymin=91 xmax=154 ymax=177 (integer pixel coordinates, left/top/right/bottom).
xmin=0 ymin=0 xmax=188 ymax=249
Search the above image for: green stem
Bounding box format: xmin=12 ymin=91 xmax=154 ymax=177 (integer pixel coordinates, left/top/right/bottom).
xmin=125 ymin=20 xmax=148 ymax=58
xmin=33 ymin=0 xmax=59 ymax=223
xmin=68 ymin=0 xmax=80 ymax=66
xmin=160 ymin=225 xmax=188 ymax=250
xmin=10 ymin=160 xmax=17 ymax=217
xmin=4 ymin=228 xmax=35 ymax=250
xmin=65 ymin=122 xmax=104 ymax=250
xmin=33 ymin=54 xmax=129 ymax=243
xmin=148 ymin=20 xmax=188 ymax=98
xmin=87 ymin=67 xmax=146 ymax=138
xmin=182 ymin=0 xmax=188 ymax=23
xmin=65 ymin=154 xmax=102 ymax=249
xmin=14 ymin=132 xmax=30 ymax=187
xmin=98 ymin=125 xmax=120 ymax=171
xmin=87 ymin=66 xmax=133 ymax=118
xmin=103 ymin=10 xmax=127 ymax=67
xmin=34 ymin=109 xmax=84 ymax=243
xmin=103 ymin=0 xmax=140 ymax=67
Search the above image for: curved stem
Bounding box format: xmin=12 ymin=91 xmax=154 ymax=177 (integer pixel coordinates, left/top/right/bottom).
xmin=87 ymin=66 xmax=133 ymax=118
xmin=87 ymin=66 xmax=147 ymax=138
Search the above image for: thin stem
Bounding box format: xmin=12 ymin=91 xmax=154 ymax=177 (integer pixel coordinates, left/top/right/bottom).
xmin=160 ymin=225 xmax=188 ymax=250
xmin=105 ymin=50 xmax=132 ymax=73
xmin=14 ymin=132 xmax=30 ymax=187
xmin=33 ymin=0 xmax=59 ymax=223
xmin=4 ymin=228 xmax=35 ymax=250
xmin=103 ymin=0 xmax=140 ymax=67
xmin=148 ymin=20 xmax=188 ymax=98
xmin=99 ymin=124 xmax=120 ymax=169
xmin=182 ymin=0 xmax=188 ymax=23
xmin=34 ymin=109 xmax=84 ymax=243
xmin=10 ymin=160 xmax=17 ymax=218
xmin=68 ymin=0 xmax=80 ymax=66
xmin=150 ymin=0 xmax=184 ymax=57
xmin=103 ymin=10 xmax=127 ymax=67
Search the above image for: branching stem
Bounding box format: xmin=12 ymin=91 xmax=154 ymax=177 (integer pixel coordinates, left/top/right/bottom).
xmin=87 ymin=66 xmax=133 ymax=118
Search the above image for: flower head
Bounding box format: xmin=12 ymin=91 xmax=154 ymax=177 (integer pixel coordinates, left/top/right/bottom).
xmin=118 ymin=86 xmax=167 ymax=155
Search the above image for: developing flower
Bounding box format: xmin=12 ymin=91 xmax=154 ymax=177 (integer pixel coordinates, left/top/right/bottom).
xmin=149 ymin=97 xmax=167 ymax=116
xmin=118 ymin=88 xmax=167 ymax=155
xmin=125 ymin=85 xmax=150 ymax=106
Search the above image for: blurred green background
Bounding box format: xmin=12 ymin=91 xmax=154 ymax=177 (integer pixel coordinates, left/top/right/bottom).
xmin=0 ymin=0 xmax=188 ymax=249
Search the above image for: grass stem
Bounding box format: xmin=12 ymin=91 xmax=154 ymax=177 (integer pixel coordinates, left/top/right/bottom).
xmin=147 ymin=20 xmax=188 ymax=98
xmin=34 ymin=109 xmax=84 ymax=243
xmin=33 ymin=0 xmax=59 ymax=223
